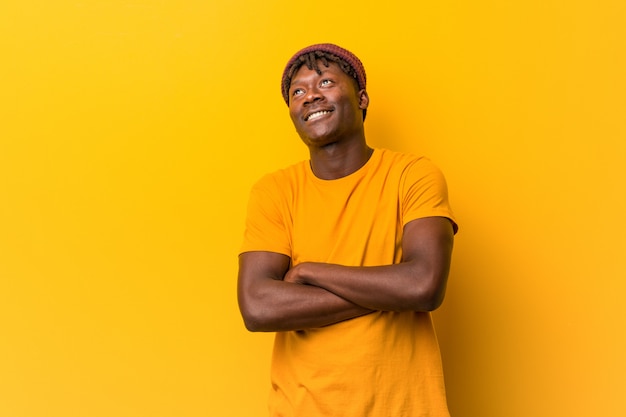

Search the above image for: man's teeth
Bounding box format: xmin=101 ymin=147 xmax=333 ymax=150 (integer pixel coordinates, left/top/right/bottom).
xmin=307 ymin=110 xmax=330 ymax=121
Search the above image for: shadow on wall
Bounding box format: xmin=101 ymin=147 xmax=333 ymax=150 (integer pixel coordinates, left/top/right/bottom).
xmin=434 ymin=224 xmax=524 ymax=417
xmin=369 ymin=93 xmax=519 ymax=416
xmin=363 ymin=89 xmax=441 ymax=156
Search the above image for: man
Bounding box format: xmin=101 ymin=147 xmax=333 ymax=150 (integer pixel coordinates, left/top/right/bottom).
xmin=238 ymin=43 xmax=458 ymax=417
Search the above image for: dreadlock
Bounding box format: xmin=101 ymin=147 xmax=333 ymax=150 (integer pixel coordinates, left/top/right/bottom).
xmin=285 ymin=51 xmax=360 ymax=87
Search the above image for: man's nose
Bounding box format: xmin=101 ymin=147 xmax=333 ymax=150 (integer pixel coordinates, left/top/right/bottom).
xmin=304 ymin=87 xmax=323 ymax=104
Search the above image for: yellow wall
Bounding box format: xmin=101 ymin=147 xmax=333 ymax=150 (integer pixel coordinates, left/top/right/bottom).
xmin=2 ymin=1 xmax=624 ymax=416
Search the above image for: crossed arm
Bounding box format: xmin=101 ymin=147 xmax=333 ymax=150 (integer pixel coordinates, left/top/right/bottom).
xmin=237 ymin=216 xmax=455 ymax=332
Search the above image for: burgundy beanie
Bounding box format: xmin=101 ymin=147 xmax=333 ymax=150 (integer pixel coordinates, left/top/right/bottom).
xmin=280 ymin=43 xmax=367 ymax=106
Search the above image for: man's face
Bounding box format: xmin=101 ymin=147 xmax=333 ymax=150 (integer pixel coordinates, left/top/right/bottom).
xmin=288 ymin=61 xmax=368 ymax=148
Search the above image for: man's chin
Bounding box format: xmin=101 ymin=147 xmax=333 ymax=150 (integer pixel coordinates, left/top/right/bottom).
xmin=300 ymin=135 xmax=338 ymax=149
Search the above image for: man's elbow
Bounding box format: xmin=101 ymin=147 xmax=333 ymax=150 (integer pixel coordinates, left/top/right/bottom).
xmin=239 ymin=303 xmax=275 ymax=332
xmin=419 ymin=290 xmax=446 ymax=311
xmin=242 ymin=316 xmax=264 ymax=332
xmin=408 ymin=274 xmax=448 ymax=312
xmin=238 ymin=284 xmax=272 ymax=332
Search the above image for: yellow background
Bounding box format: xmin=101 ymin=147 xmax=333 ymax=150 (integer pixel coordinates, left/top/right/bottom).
xmin=2 ymin=1 xmax=624 ymax=416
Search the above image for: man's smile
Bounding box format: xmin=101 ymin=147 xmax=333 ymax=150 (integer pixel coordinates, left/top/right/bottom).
xmin=304 ymin=109 xmax=333 ymax=122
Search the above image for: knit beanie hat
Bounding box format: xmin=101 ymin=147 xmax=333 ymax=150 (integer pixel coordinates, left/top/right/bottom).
xmin=280 ymin=43 xmax=367 ymax=106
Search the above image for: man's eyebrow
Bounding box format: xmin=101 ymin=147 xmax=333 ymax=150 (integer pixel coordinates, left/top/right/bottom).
xmin=291 ymin=68 xmax=334 ymax=85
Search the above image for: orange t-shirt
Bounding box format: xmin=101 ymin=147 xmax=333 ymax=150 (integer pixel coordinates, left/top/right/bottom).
xmin=241 ymin=149 xmax=457 ymax=417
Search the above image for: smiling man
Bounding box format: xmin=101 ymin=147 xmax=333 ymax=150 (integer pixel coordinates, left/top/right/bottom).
xmin=238 ymin=43 xmax=458 ymax=417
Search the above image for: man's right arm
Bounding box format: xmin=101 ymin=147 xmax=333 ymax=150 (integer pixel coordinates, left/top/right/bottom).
xmin=237 ymin=251 xmax=373 ymax=332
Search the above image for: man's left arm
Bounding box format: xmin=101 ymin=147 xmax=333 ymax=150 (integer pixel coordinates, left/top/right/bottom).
xmin=284 ymin=216 xmax=454 ymax=312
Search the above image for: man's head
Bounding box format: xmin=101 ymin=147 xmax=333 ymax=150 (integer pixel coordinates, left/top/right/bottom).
xmin=281 ymin=43 xmax=367 ymax=120
xmin=281 ymin=44 xmax=369 ymax=148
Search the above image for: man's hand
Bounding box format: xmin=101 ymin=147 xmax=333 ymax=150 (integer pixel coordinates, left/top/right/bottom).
xmin=283 ymin=262 xmax=313 ymax=285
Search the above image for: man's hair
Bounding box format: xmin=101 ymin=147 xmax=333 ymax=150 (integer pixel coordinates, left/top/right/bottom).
xmin=284 ymin=51 xmax=360 ymax=91
xmin=281 ymin=43 xmax=368 ymax=119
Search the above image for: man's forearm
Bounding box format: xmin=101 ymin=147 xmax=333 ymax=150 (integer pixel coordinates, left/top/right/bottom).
xmin=285 ymin=218 xmax=455 ymax=312
xmin=239 ymin=275 xmax=372 ymax=332
xmin=285 ymin=261 xmax=446 ymax=312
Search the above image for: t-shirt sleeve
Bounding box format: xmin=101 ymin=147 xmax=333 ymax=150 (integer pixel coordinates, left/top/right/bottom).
xmin=401 ymin=157 xmax=458 ymax=234
xmin=239 ymin=175 xmax=292 ymax=256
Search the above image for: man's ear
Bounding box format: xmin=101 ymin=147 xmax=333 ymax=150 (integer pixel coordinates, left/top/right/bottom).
xmin=358 ymin=90 xmax=369 ymax=110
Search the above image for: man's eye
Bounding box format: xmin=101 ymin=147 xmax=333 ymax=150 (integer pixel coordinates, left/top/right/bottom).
xmin=321 ymin=79 xmax=333 ymax=86
xmin=293 ymin=88 xmax=304 ymax=96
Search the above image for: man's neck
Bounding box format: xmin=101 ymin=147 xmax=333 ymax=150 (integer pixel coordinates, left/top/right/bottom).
xmin=309 ymin=139 xmax=373 ymax=180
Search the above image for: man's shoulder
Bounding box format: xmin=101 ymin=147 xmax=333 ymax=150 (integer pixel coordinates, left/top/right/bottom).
xmin=376 ymin=148 xmax=432 ymax=170
xmin=252 ymin=160 xmax=309 ymax=191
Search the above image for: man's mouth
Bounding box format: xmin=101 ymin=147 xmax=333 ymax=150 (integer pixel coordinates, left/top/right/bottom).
xmin=305 ymin=110 xmax=333 ymax=122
